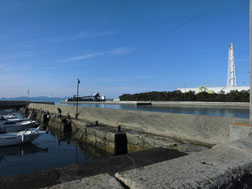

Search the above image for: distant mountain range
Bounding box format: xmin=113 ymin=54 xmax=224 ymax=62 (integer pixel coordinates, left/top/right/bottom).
xmin=0 ymin=96 xmax=68 ymax=103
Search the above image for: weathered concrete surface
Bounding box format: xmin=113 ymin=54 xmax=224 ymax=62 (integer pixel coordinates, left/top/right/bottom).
xmin=229 ymin=122 xmax=252 ymax=141
xmin=61 ymin=100 xmax=249 ymax=108
xmin=25 ymin=109 xmax=206 ymax=154
xmin=126 ymin=129 xmax=209 ymax=153
xmin=151 ymin=101 xmax=249 ymax=108
xmin=0 ymin=101 xmax=28 ymax=109
xmin=28 ymin=103 xmax=248 ymax=145
xmin=0 ymin=101 xmax=54 ymax=109
xmin=43 ymin=173 xmax=123 ymax=189
xmin=115 ymin=137 xmax=252 ymax=189
xmin=0 ymin=148 xmax=187 ymax=189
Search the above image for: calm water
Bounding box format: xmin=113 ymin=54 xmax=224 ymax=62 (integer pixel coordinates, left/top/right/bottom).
xmin=59 ymin=103 xmax=249 ymax=119
xmin=0 ymin=110 xmax=112 ymax=178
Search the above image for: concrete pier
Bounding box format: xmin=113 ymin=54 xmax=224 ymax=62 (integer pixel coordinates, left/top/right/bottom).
xmin=22 ymin=106 xmax=210 ymax=154
xmin=115 ymin=137 xmax=252 ymax=189
xmin=61 ymin=100 xmax=249 ymax=108
xmin=0 ymin=101 xmax=54 ymax=109
xmin=0 ymin=148 xmax=187 ymax=189
xmin=28 ymin=103 xmax=248 ymax=145
xmin=0 ymin=101 xmax=28 ymax=109
xmin=13 ymin=102 xmax=252 ymax=188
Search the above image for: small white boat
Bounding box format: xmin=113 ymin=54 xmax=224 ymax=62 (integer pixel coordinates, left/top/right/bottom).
xmin=2 ymin=114 xmax=20 ymax=119
xmin=0 ymin=115 xmax=33 ymax=123
xmin=0 ymin=116 xmax=39 ymax=132
xmin=0 ymin=127 xmax=46 ymax=147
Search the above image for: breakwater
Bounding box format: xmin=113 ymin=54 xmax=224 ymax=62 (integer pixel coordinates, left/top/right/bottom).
xmin=0 ymin=101 xmax=54 ymax=109
xmin=60 ymin=101 xmax=250 ymax=119
xmin=61 ymin=100 xmax=249 ymax=108
xmin=9 ymin=102 xmax=252 ymax=188
xmin=23 ymin=106 xmax=205 ymax=154
xmin=0 ymin=101 xmax=28 ymax=109
xmin=28 ymin=103 xmax=248 ymax=145
xmin=0 ymin=148 xmax=186 ymax=189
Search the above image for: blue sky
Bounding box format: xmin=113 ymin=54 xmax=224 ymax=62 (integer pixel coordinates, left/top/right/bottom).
xmin=0 ymin=0 xmax=249 ymax=98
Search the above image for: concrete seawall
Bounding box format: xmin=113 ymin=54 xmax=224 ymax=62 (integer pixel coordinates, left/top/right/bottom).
xmin=61 ymin=100 xmax=249 ymax=108
xmin=0 ymin=148 xmax=187 ymax=189
xmin=4 ymin=102 xmax=252 ymax=188
xmin=24 ymin=109 xmax=201 ymax=154
xmin=0 ymin=101 xmax=55 ymax=109
xmin=0 ymin=101 xmax=28 ymax=109
xmin=28 ymin=103 xmax=248 ymax=145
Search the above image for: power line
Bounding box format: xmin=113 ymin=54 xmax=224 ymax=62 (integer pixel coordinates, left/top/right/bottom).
xmin=155 ymin=0 xmax=223 ymax=41
xmin=80 ymin=0 xmax=224 ymax=79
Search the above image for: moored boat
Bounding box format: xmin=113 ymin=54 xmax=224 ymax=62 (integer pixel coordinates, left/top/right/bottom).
xmin=0 ymin=116 xmax=39 ymax=132
xmin=0 ymin=127 xmax=46 ymax=147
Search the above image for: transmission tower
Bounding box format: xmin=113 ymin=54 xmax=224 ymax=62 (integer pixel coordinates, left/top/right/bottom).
xmin=227 ymin=43 xmax=237 ymax=87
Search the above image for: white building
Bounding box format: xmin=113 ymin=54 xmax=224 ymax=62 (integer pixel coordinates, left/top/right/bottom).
xmin=177 ymin=86 xmax=249 ymax=94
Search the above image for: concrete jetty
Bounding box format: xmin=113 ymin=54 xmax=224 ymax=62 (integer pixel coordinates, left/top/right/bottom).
xmin=8 ymin=102 xmax=252 ymax=188
xmin=0 ymin=101 xmax=28 ymax=109
xmin=28 ymin=103 xmax=248 ymax=145
xmin=0 ymin=148 xmax=187 ymax=189
xmin=61 ymin=100 xmax=249 ymax=108
xmin=0 ymin=101 xmax=54 ymax=109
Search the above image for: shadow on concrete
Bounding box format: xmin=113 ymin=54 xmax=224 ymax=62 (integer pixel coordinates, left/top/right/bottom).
xmin=0 ymin=147 xmax=187 ymax=189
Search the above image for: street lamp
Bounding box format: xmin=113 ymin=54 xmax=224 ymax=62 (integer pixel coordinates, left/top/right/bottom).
xmin=75 ymin=79 xmax=80 ymax=119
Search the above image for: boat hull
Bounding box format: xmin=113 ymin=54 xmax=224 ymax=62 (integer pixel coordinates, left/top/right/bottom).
xmin=0 ymin=130 xmax=40 ymax=147
xmin=1 ymin=121 xmax=38 ymax=132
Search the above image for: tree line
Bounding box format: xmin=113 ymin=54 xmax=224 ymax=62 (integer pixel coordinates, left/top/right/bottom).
xmin=119 ymin=90 xmax=249 ymax=102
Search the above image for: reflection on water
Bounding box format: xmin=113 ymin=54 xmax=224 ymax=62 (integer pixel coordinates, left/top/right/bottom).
xmin=0 ymin=143 xmax=48 ymax=162
xmin=60 ymin=103 xmax=249 ymax=119
xmin=0 ymin=127 xmax=112 ymax=179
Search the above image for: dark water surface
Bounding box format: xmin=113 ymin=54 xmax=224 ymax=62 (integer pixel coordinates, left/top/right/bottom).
xmin=59 ymin=103 xmax=249 ymax=119
xmin=0 ymin=110 xmax=112 ymax=178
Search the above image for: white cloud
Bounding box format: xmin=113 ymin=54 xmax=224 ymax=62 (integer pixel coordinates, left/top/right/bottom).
xmin=73 ymin=31 xmax=119 ymax=40
xmin=63 ymin=47 xmax=132 ymax=62
xmin=133 ymin=75 xmax=159 ymax=79
xmin=47 ymin=30 xmax=120 ymax=43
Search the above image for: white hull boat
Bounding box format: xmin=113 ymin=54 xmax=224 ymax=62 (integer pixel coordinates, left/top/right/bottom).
xmin=1 ymin=120 xmax=38 ymax=132
xmin=0 ymin=116 xmax=39 ymax=132
xmin=2 ymin=114 xmax=34 ymax=122
xmin=0 ymin=127 xmax=45 ymax=147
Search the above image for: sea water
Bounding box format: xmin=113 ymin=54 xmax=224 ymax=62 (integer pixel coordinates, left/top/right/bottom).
xmin=0 ymin=110 xmax=112 ymax=178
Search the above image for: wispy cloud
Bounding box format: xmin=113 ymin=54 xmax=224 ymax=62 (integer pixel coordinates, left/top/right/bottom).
xmin=133 ymin=75 xmax=159 ymax=79
xmin=73 ymin=30 xmax=119 ymax=40
xmin=91 ymin=75 xmax=159 ymax=83
xmin=0 ymin=53 xmax=34 ymax=62
xmin=63 ymin=47 xmax=132 ymax=62
xmin=47 ymin=30 xmax=120 ymax=43
xmin=93 ymin=78 xmax=127 ymax=83
xmin=0 ymin=64 xmax=7 ymax=69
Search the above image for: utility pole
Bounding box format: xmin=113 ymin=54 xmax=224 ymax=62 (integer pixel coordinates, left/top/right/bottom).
xmin=26 ymin=89 xmax=30 ymax=108
xmin=250 ymin=0 xmax=252 ymax=124
xmin=27 ymin=89 xmax=30 ymax=98
xmin=75 ymin=79 xmax=80 ymax=119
